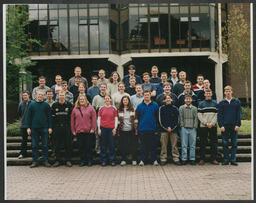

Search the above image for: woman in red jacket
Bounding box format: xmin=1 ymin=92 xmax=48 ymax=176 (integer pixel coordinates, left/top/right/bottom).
xmin=71 ymin=95 xmax=97 ymax=167
xmin=97 ymin=94 xmax=118 ymax=166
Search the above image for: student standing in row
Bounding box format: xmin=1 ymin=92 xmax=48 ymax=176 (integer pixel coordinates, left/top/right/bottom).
xmin=71 ymin=95 xmax=97 ymax=167
xmin=136 ymin=90 xmax=159 ymax=166
xmin=26 ymin=91 xmax=52 ymax=168
xmin=97 ymin=94 xmax=118 ymax=166
xmin=17 ymin=90 xmax=31 ymax=159
xmin=117 ymin=96 xmax=138 ymax=166
xmin=52 ymin=91 xmax=73 ymax=167
xmin=159 ymin=94 xmax=181 ymax=166
xmin=218 ymin=85 xmax=241 ymax=166
xmin=179 ymin=94 xmax=198 ymax=165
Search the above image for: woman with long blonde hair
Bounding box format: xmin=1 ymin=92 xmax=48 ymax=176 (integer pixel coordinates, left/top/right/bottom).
xmin=71 ymin=95 xmax=97 ymax=167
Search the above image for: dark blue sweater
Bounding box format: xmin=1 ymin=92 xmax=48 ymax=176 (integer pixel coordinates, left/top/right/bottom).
xmin=217 ymin=98 xmax=241 ymax=127
xmin=26 ymin=101 xmax=52 ymax=129
xmin=17 ymin=100 xmax=31 ymax=128
xmin=159 ymin=104 xmax=179 ymax=132
xmin=136 ymin=101 xmax=159 ymax=131
xmin=122 ymin=74 xmax=142 ymax=88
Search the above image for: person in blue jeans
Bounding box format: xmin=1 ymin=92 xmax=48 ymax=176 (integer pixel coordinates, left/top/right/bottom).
xmin=136 ymin=90 xmax=159 ymax=166
xmin=179 ymin=94 xmax=198 ymax=165
xmin=217 ymin=85 xmax=241 ymax=166
xmin=97 ymin=94 xmax=118 ymax=166
xmin=26 ymin=90 xmax=52 ymax=168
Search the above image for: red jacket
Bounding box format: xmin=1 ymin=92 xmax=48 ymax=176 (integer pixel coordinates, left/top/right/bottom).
xmin=71 ymin=104 xmax=97 ymax=134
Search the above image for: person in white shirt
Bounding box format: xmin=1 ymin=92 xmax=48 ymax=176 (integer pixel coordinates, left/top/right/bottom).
xmin=112 ymin=82 xmax=130 ymax=107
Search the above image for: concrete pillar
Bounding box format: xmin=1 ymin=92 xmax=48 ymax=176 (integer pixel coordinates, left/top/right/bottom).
xmin=117 ymin=64 xmax=124 ymax=80
xmin=210 ymin=3 xmax=216 ymax=52
xmin=215 ymin=62 xmax=223 ymax=102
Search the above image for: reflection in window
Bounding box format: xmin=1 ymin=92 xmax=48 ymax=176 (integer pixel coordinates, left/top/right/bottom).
xmin=79 ymin=8 xmax=88 ymax=54
xmin=159 ymin=6 xmax=168 ymax=50
xmin=59 ymin=9 xmax=68 ymax=54
xmin=70 ymin=9 xmax=79 ymax=54
xmin=99 ymin=8 xmax=109 ymax=53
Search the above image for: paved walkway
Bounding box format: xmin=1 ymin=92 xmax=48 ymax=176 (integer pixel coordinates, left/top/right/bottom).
xmin=6 ymin=163 xmax=252 ymax=200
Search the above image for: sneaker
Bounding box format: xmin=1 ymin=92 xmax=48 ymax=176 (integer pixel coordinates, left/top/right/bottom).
xmin=79 ymin=162 xmax=86 ymax=167
xmin=160 ymin=161 xmax=167 ymax=166
xmin=101 ymin=162 xmax=107 ymax=167
xmin=120 ymin=161 xmax=126 ymax=166
xmin=222 ymin=160 xmax=229 ymax=165
xmin=190 ymin=160 xmax=196 ymax=165
xmin=132 ymin=160 xmax=137 ymax=166
xmin=211 ymin=160 xmax=219 ymax=165
xmin=30 ymin=162 xmax=38 ymax=168
xmin=199 ymin=160 xmax=205 ymax=165
xmin=230 ymin=161 xmax=238 ymax=166
xmin=139 ymin=161 xmax=144 ymax=166
xmin=53 ymin=161 xmax=60 ymax=167
xmin=66 ymin=161 xmax=72 ymax=167
xmin=153 ymin=160 xmax=159 ymax=166
xmin=18 ymin=154 xmax=24 ymax=159
xmin=43 ymin=162 xmax=51 ymax=167
xmin=111 ymin=162 xmax=116 ymax=166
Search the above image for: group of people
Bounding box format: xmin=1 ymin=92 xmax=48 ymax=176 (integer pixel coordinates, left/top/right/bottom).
xmin=17 ymin=65 xmax=242 ymax=168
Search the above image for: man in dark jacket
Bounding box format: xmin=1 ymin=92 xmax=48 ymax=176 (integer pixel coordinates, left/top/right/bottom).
xmin=17 ymin=90 xmax=31 ymax=159
xmin=159 ymin=94 xmax=181 ymax=166
xmin=52 ymin=91 xmax=73 ymax=167
xmin=122 ymin=65 xmax=142 ymax=88
xmin=217 ymin=85 xmax=241 ymax=166
xmin=26 ymin=90 xmax=53 ymax=168
xmin=177 ymin=80 xmax=198 ymax=108
xmin=156 ymin=82 xmax=178 ymax=107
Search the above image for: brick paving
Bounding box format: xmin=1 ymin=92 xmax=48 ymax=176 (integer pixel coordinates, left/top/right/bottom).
xmin=6 ymin=163 xmax=252 ymax=200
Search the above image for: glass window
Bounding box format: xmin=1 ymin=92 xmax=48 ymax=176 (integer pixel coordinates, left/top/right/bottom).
xmin=99 ymin=8 xmax=109 ymax=53
xmin=69 ymin=4 xmax=78 ymax=9
xmin=129 ymin=7 xmax=139 ymax=51
xmin=70 ymin=9 xmax=79 ymax=54
xmin=49 ymin=9 xmax=57 ymax=20
xmin=180 ymin=6 xmax=189 ymax=14
xmin=89 ymin=4 xmax=98 ymax=8
xmin=29 ymin=10 xmax=38 ymax=21
xmin=79 ymin=25 xmax=88 ymax=54
xmin=29 ymin=4 xmax=38 ymax=10
xmin=49 ymin=4 xmax=58 ymax=9
xmin=39 ymin=4 xmax=47 ymax=9
xmin=159 ymin=7 xmax=168 ymax=49
xmin=39 ymin=9 xmax=47 ymax=20
xmin=149 ymin=5 xmax=159 ymax=50
xmin=58 ymin=9 xmax=68 ymax=53
xmin=139 ymin=6 xmax=149 ymax=51
xmin=59 ymin=4 xmax=67 ymax=9
xmin=89 ymin=8 xmax=99 ymax=53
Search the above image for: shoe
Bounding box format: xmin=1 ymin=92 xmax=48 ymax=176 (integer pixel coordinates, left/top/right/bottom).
xmin=30 ymin=162 xmax=38 ymax=168
xmin=153 ymin=160 xmax=159 ymax=166
xmin=211 ymin=160 xmax=219 ymax=165
xmin=43 ymin=162 xmax=51 ymax=167
xmin=222 ymin=160 xmax=229 ymax=165
xmin=53 ymin=161 xmax=60 ymax=167
xmin=174 ymin=161 xmax=182 ymax=166
xmin=79 ymin=162 xmax=86 ymax=167
xmin=66 ymin=161 xmax=72 ymax=167
xmin=120 ymin=161 xmax=126 ymax=166
xmin=199 ymin=160 xmax=205 ymax=165
xmin=190 ymin=160 xmax=196 ymax=165
xmin=160 ymin=161 xmax=166 ymax=166
xmin=111 ymin=162 xmax=116 ymax=166
xmin=18 ymin=154 xmax=24 ymax=159
xmin=230 ymin=161 xmax=238 ymax=166
xmin=181 ymin=160 xmax=187 ymax=165
xmin=101 ymin=162 xmax=107 ymax=167
xmin=88 ymin=162 xmax=92 ymax=167
xmin=132 ymin=161 xmax=137 ymax=166
xmin=139 ymin=161 xmax=144 ymax=166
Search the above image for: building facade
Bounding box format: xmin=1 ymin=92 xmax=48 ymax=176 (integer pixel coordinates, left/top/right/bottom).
xmin=25 ymin=3 xmax=227 ymax=101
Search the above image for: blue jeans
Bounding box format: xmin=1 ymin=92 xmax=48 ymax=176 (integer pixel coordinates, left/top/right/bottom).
xmin=139 ymin=130 xmax=158 ymax=163
xmin=221 ymin=125 xmax=238 ymax=162
xmin=31 ymin=128 xmax=49 ymax=163
xmin=100 ymin=127 xmax=115 ymax=164
xmin=180 ymin=128 xmax=197 ymax=161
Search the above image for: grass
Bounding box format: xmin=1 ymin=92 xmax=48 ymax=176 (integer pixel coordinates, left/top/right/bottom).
xmin=217 ymin=120 xmax=251 ymax=134
xmin=7 ymin=120 xmax=21 ymax=136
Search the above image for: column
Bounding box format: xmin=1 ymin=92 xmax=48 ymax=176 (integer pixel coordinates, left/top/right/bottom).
xmin=215 ymin=62 xmax=223 ymax=102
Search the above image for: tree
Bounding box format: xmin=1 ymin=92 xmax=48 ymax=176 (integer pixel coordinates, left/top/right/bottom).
xmin=221 ymin=4 xmax=250 ymax=119
xmin=6 ymin=5 xmax=40 ymax=103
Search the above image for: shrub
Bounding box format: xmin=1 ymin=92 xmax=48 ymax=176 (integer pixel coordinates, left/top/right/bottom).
xmin=7 ymin=120 xmax=21 ymax=136
xmin=241 ymin=106 xmax=251 ymax=120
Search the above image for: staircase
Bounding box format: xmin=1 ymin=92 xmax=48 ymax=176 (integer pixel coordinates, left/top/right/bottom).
xmin=7 ymin=133 xmax=251 ymax=165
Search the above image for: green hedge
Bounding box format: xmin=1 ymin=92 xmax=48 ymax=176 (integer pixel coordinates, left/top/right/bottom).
xmin=242 ymin=107 xmax=251 ymax=120
xmin=7 ymin=120 xmax=21 ymax=136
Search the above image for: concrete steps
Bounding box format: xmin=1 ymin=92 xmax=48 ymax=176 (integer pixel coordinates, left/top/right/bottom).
xmin=6 ymin=133 xmax=251 ymax=165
